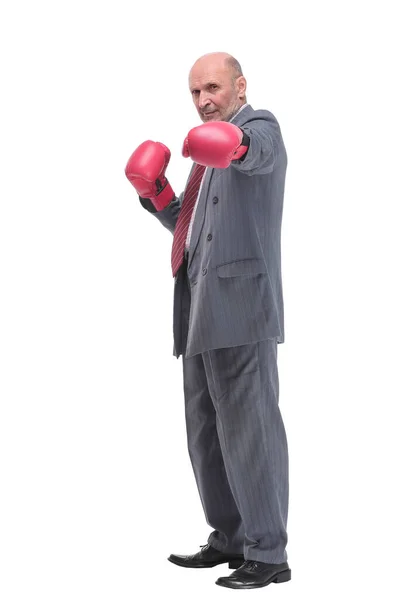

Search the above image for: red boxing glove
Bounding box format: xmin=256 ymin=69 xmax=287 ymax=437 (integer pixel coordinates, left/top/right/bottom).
xmin=182 ymin=122 xmax=249 ymax=168
xmin=125 ymin=141 xmax=175 ymax=211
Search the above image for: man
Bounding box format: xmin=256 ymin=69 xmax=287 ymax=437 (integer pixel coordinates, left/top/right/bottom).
xmin=125 ymin=52 xmax=290 ymax=590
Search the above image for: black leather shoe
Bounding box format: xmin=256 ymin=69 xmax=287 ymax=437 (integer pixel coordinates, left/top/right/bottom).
xmin=168 ymin=543 xmax=244 ymax=569
xmin=215 ymin=559 xmax=291 ymax=589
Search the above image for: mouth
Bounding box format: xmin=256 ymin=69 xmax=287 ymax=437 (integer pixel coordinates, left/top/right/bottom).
xmin=202 ymin=111 xmax=217 ymax=119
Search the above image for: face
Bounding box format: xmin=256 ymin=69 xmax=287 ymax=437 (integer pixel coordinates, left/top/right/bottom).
xmin=189 ymin=60 xmax=246 ymax=123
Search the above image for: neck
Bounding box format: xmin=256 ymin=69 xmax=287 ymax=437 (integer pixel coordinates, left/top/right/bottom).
xmin=226 ymin=102 xmax=246 ymax=122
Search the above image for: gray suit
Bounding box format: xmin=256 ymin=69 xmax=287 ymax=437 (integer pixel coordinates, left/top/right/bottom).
xmin=139 ymin=104 xmax=289 ymax=563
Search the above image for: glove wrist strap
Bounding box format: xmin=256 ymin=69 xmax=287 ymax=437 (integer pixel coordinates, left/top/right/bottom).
xmin=232 ymin=130 xmax=250 ymax=161
xmin=150 ymin=180 xmax=175 ymax=211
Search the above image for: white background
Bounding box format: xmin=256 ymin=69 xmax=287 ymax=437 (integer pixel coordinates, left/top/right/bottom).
xmin=1 ymin=1 xmax=399 ymax=598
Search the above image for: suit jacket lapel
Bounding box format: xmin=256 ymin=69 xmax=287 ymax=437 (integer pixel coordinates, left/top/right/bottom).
xmin=187 ymin=165 xmax=214 ymax=269
xmin=185 ymin=105 xmax=254 ymax=269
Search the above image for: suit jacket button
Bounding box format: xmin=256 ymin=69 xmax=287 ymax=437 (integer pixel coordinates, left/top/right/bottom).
xmin=212 ymin=196 xmax=219 ymax=204
xmin=202 ymin=268 xmax=207 ymax=275
xmin=207 ymin=233 xmax=212 ymax=241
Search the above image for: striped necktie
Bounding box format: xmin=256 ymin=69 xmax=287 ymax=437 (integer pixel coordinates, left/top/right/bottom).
xmin=171 ymin=163 xmax=206 ymax=277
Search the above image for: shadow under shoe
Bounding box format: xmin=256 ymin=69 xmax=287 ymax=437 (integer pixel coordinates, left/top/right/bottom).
xmin=168 ymin=543 xmax=244 ymax=569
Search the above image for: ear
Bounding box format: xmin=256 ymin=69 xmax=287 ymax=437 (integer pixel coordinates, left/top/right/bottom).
xmin=236 ymin=76 xmax=247 ymax=100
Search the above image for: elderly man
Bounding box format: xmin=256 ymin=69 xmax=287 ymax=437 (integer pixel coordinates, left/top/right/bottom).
xmin=125 ymin=52 xmax=290 ymax=590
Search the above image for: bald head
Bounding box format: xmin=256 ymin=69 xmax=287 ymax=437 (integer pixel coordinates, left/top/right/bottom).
xmin=190 ymin=52 xmax=243 ymax=81
xmin=188 ymin=52 xmax=247 ymax=122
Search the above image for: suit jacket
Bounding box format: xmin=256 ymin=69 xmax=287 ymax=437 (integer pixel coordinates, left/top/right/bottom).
xmin=139 ymin=104 xmax=287 ymax=359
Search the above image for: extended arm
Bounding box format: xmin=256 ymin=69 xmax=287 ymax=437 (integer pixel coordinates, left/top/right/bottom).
xmin=182 ymin=118 xmax=282 ymax=175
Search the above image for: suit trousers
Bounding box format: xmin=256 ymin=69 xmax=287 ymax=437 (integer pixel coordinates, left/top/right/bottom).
xmin=178 ymin=255 xmax=289 ymax=563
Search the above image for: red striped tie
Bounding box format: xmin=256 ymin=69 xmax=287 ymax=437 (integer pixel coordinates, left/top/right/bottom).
xmin=171 ymin=163 xmax=206 ymax=277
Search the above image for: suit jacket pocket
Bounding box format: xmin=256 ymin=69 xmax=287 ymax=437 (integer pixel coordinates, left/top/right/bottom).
xmin=216 ymin=258 xmax=267 ymax=278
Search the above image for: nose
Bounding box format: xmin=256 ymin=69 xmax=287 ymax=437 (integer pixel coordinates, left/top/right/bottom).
xmin=198 ymin=90 xmax=211 ymax=109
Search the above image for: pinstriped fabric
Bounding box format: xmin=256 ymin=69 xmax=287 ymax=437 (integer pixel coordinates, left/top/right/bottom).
xmin=202 ymin=340 xmax=288 ymax=563
xmin=139 ymin=104 xmax=287 ymax=359
xmin=171 ymin=163 xmax=206 ymax=277
xmin=140 ymin=104 xmax=289 ymax=563
xmin=179 ymin=263 xmax=288 ymax=563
